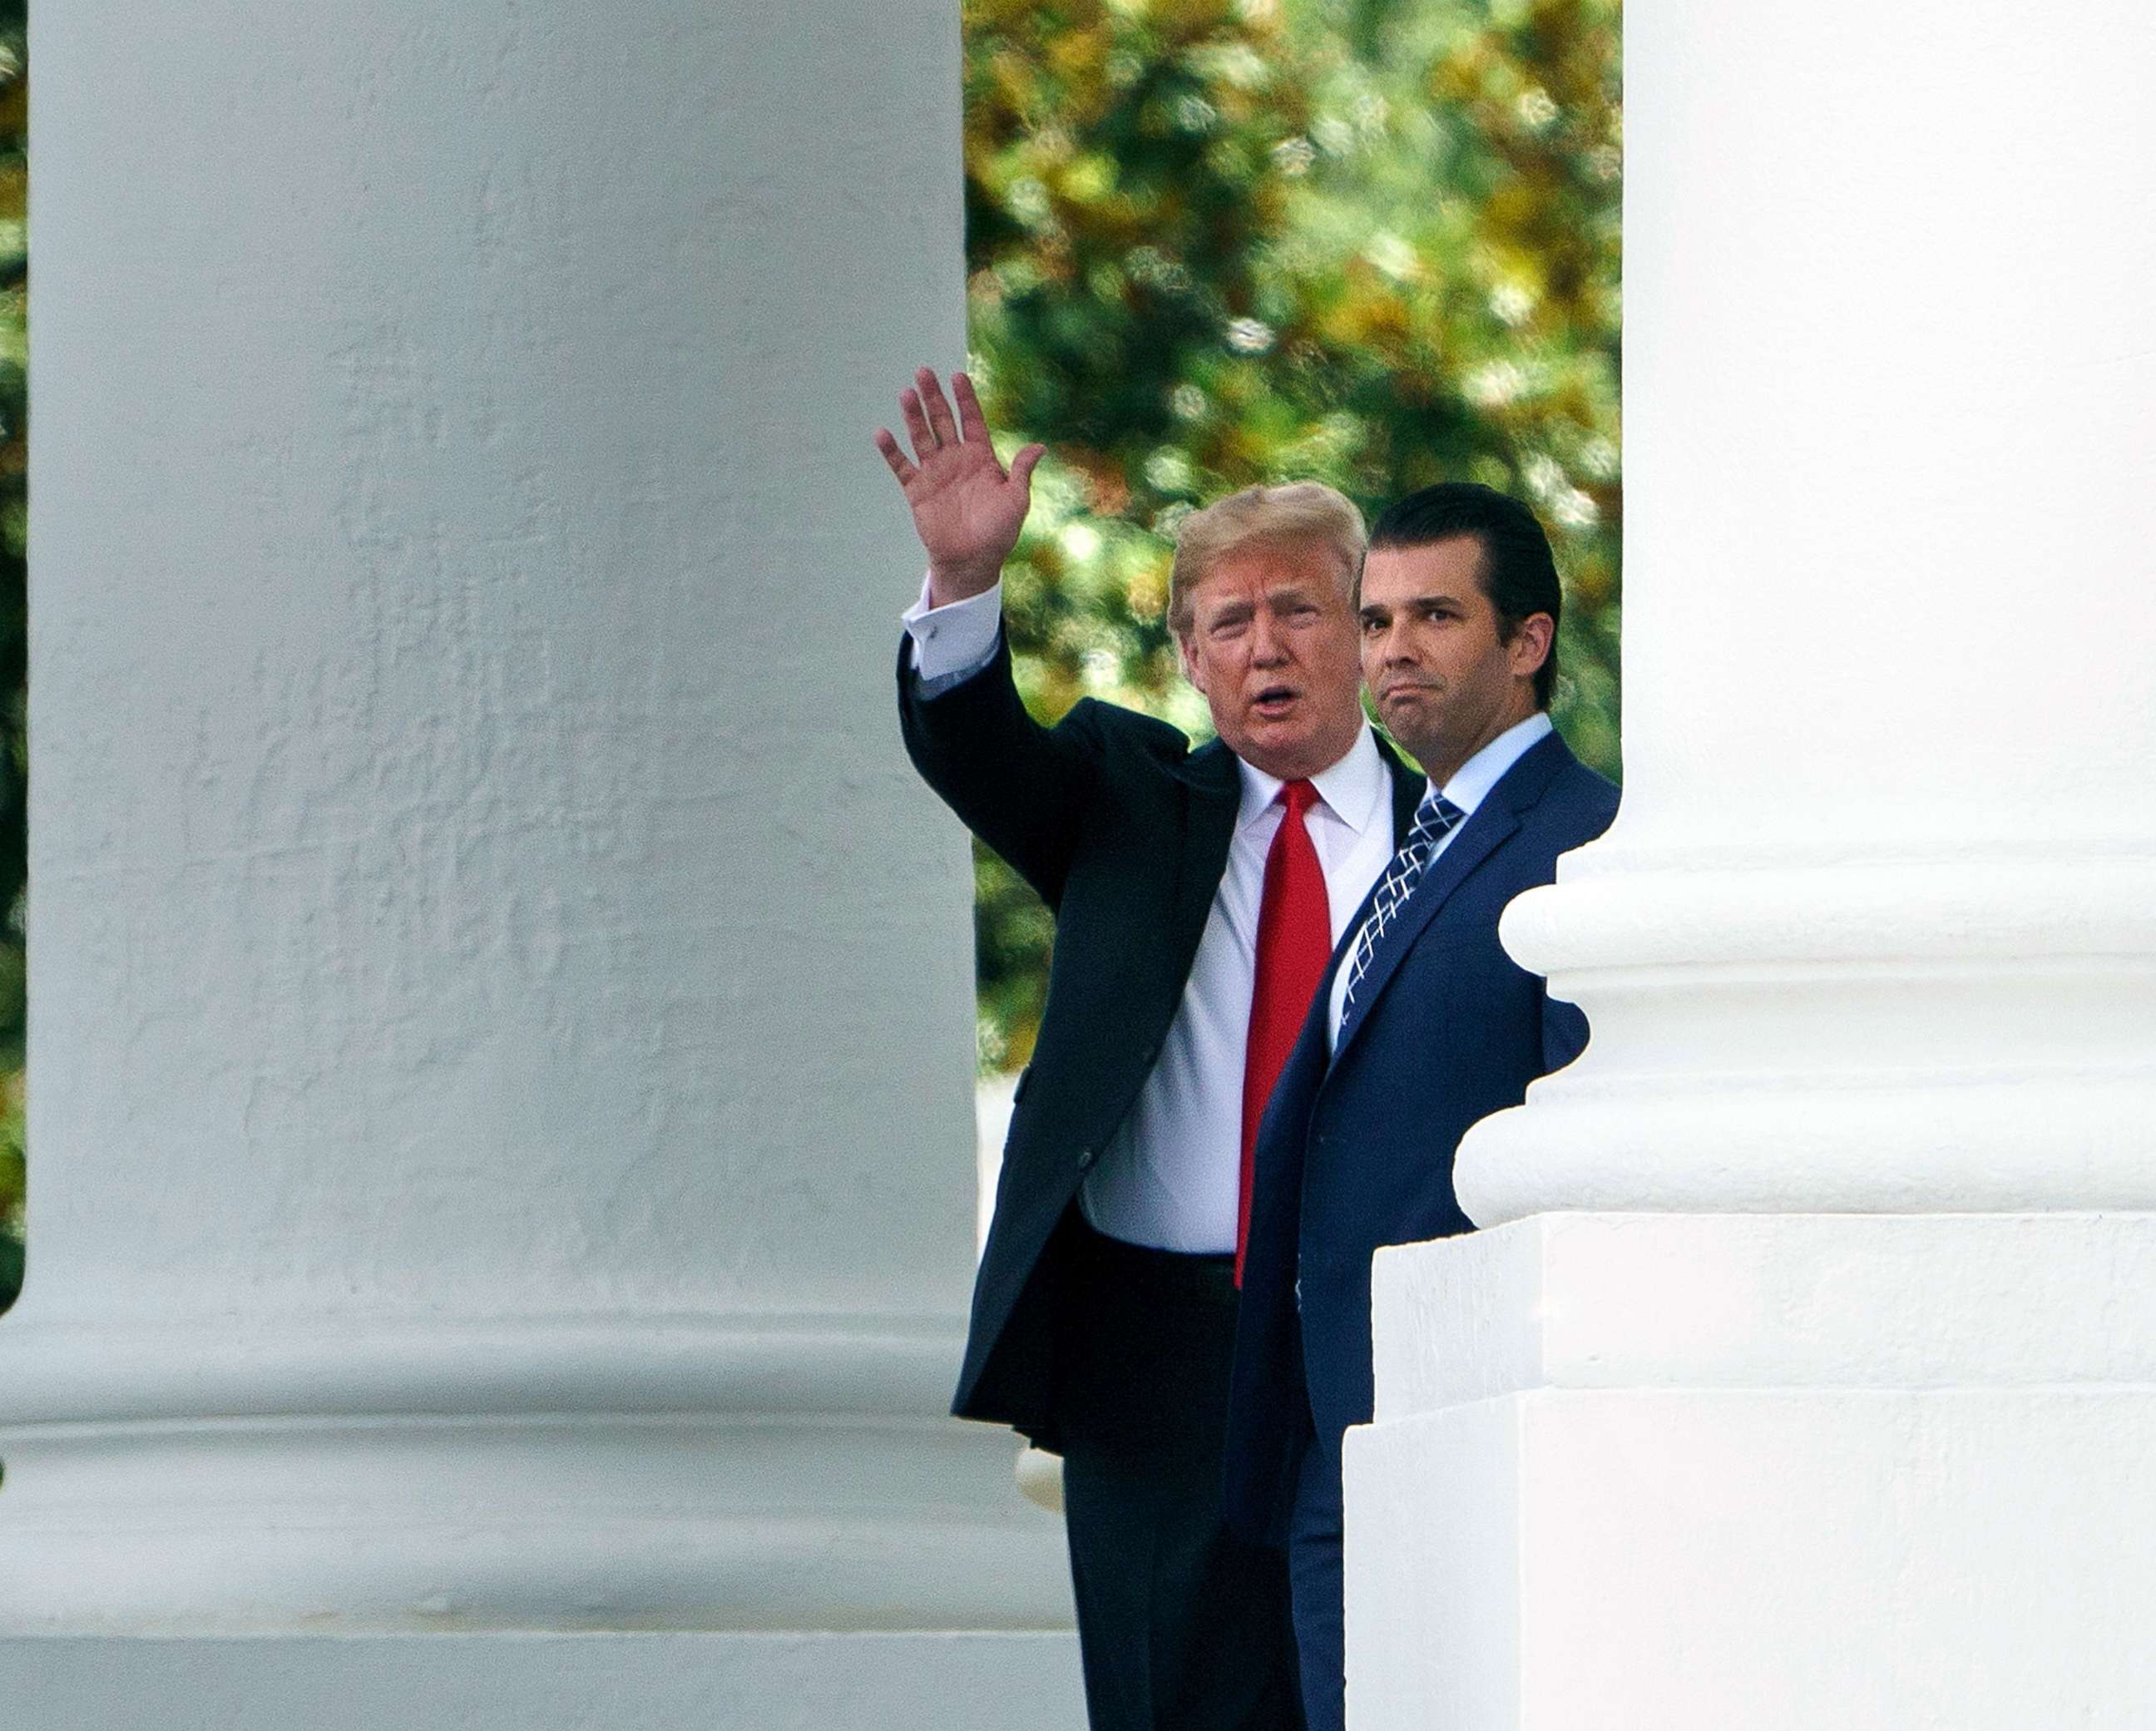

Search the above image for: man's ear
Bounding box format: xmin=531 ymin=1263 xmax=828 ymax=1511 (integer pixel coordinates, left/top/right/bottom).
xmin=1509 ymin=611 xmax=1555 ymax=680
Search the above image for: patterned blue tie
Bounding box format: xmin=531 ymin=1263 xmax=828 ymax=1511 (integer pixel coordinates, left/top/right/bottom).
xmin=1338 ymin=789 xmax=1467 ymax=1014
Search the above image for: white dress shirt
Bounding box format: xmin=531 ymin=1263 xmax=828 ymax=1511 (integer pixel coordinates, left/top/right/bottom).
xmin=1325 ymin=709 xmax=1554 ymax=1049
xmin=902 ymin=577 xmax=1398 ymax=1253
xmin=902 ymin=576 xmax=1006 ymax=684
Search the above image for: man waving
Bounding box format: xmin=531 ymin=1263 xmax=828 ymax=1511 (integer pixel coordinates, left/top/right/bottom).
xmin=878 ymin=369 xmax=1422 ymax=1731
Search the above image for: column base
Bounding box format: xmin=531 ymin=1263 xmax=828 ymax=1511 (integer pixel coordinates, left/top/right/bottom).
xmin=0 ymin=1311 xmax=1073 ymax=1634
xmin=0 ymin=1631 xmax=1085 ymax=1731
xmin=1463 ymin=858 xmax=2156 ymax=1225
xmin=1346 ymin=1213 xmax=2156 ymax=1730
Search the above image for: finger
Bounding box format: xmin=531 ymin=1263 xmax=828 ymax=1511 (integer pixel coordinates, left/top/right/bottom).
xmin=952 ymin=372 xmax=992 ymax=446
xmin=1007 ymin=443 xmax=1046 ymax=497
xmin=898 ymin=387 xmax=937 ymax=460
xmin=873 ymin=427 xmax=917 ymax=485
xmin=917 ymin=366 xmax=962 ymax=448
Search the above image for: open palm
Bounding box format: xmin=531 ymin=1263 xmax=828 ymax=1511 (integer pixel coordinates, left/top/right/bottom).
xmin=874 ymin=368 xmax=1045 ymax=604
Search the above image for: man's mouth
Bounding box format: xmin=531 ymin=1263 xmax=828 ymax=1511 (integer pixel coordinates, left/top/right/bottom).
xmin=1251 ymin=685 xmax=1298 ymax=718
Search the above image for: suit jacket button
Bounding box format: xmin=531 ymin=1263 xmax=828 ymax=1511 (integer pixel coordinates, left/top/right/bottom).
xmin=1076 ymin=1147 xmax=1097 ymax=1170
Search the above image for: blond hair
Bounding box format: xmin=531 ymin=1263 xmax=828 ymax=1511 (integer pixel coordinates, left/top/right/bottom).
xmin=1168 ymin=482 xmax=1367 ymax=631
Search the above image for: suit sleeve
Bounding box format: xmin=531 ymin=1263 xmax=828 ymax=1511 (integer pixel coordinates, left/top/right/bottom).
xmin=1536 ymin=765 xmax=1623 ymax=1076
xmin=895 ymin=628 xmax=1106 ymax=909
xmin=1540 ymin=988 xmax=1591 ymax=1074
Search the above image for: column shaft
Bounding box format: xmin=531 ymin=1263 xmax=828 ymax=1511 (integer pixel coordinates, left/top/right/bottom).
xmin=0 ymin=0 xmax=1071 ymax=1659
xmin=1461 ymin=0 xmax=2156 ymax=1224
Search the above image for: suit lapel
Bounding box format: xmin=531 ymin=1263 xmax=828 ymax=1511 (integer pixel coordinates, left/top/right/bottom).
xmin=1166 ymin=739 xmax=1243 ymax=975
xmin=1329 ymin=807 xmax=1516 ymax=1061
xmin=1328 ymin=731 xmax=1572 ymax=1066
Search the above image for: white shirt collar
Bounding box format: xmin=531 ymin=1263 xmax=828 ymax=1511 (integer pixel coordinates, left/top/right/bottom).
xmin=1234 ymin=721 xmax=1389 ymax=835
xmin=1433 ymin=710 xmax=1554 ymax=815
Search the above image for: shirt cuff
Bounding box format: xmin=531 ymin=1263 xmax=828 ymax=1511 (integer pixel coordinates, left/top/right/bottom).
xmin=902 ymin=576 xmax=1004 ymax=685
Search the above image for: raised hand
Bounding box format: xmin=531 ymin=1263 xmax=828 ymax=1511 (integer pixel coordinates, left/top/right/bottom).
xmin=874 ymin=368 xmax=1046 ymax=606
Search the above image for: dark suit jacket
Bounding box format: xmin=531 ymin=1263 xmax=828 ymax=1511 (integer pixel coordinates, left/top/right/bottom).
xmin=1223 ymin=728 xmax=1619 ymax=1541
xmin=898 ymin=632 xmax=1425 ymax=1444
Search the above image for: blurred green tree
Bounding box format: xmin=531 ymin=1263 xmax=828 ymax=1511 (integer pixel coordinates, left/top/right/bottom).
xmin=0 ymin=0 xmax=23 ymax=1313
xmin=957 ymin=0 xmax=1620 ymax=1071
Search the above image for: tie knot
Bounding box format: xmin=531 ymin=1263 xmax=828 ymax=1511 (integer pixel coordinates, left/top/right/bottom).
xmin=1413 ymin=789 xmax=1464 ymax=838
xmin=1280 ymin=779 xmax=1319 ymax=817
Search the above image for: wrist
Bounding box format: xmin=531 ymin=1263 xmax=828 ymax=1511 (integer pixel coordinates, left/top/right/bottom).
xmin=927 ymin=559 xmax=1004 ymax=608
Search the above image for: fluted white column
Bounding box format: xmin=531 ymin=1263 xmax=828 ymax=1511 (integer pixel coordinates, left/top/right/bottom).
xmin=0 ymin=4 xmax=1076 ymax=1724
xmin=1351 ymin=2 xmax=2156 ymax=1725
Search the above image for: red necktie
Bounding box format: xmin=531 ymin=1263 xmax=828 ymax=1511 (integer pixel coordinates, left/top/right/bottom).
xmin=1238 ymin=779 xmax=1331 ymax=1284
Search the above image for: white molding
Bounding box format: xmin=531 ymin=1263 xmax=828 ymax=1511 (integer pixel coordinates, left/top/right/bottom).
xmin=0 ymin=1632 xmax=1087 ymax=1731
xmin=0 ymin=1412 xmax=1071 ymax=1635
xmin=0 ymin=1310 xmax=967 ymax=1425
xmin=1460 ymin=858 xmax=2156 ymax=1224
xmin=0 ymin=1310 xmax=1071 ymax=1635
xmin=1511 ymin=855 xmax=2156 ymax=968
xmin=1371 ymin=1212 xmax=2156 ymax=1420
xmin=1461 ymin=1076 xmax=2156 ymax=1224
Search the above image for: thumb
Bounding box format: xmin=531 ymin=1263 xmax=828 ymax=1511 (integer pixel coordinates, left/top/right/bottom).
xmin=1007 ymin=443 xmax=1046 ymax=497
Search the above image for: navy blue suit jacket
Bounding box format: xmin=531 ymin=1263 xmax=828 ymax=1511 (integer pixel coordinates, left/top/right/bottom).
xmin=1223 ymin=728 xmax=1619 ymax=1543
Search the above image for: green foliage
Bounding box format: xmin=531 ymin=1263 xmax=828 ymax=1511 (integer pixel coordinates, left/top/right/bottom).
xmin=0 ymin=0 xmax=23 ymax=1309
xmin=960 ymin=0 xmax=1621 ymax=1070
xmin=0 ymin=1070 xmax=20 ymax=1313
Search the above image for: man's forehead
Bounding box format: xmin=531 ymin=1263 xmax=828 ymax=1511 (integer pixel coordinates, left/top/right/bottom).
xmin=1194 ymin=539 xmax=1349 ymax=597
xmin=1361 ymin=536 xmax=1486 ymax=606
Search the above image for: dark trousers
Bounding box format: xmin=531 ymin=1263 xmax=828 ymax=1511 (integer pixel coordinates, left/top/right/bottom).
xmin=1051 ymin=1215 xmax=1304 ymax=1731
xmin=1284 ymin=1416 xmax=1346 ymax=1731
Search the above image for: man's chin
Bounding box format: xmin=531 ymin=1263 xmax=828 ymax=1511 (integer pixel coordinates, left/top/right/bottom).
xmin=1378 ymin=708 xmax=1442 ymax=764
xmin=1236 ymin=713 xmax=1363 ymax=779
xmin=1246 ymin=722 xmax=1303 ymax=759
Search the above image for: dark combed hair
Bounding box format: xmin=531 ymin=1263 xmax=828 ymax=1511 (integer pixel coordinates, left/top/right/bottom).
xmin=1367 ymin=482 xmax=1562 ymax=710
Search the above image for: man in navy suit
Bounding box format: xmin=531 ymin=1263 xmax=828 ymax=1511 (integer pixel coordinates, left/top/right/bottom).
xmin=1224 ymin=483 xmax=1621 ymax=1731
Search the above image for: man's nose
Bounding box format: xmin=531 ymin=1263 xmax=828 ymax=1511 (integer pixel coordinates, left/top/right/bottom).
xmin=1249 ymin=615 xmax=1288 ymax=663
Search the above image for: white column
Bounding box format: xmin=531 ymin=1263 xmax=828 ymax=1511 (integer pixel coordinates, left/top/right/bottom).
xmin=1351 ymin=2 xmax=2156 ymax=1725
xmin=0 ymin=4 xmax=1076 ymax=1724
